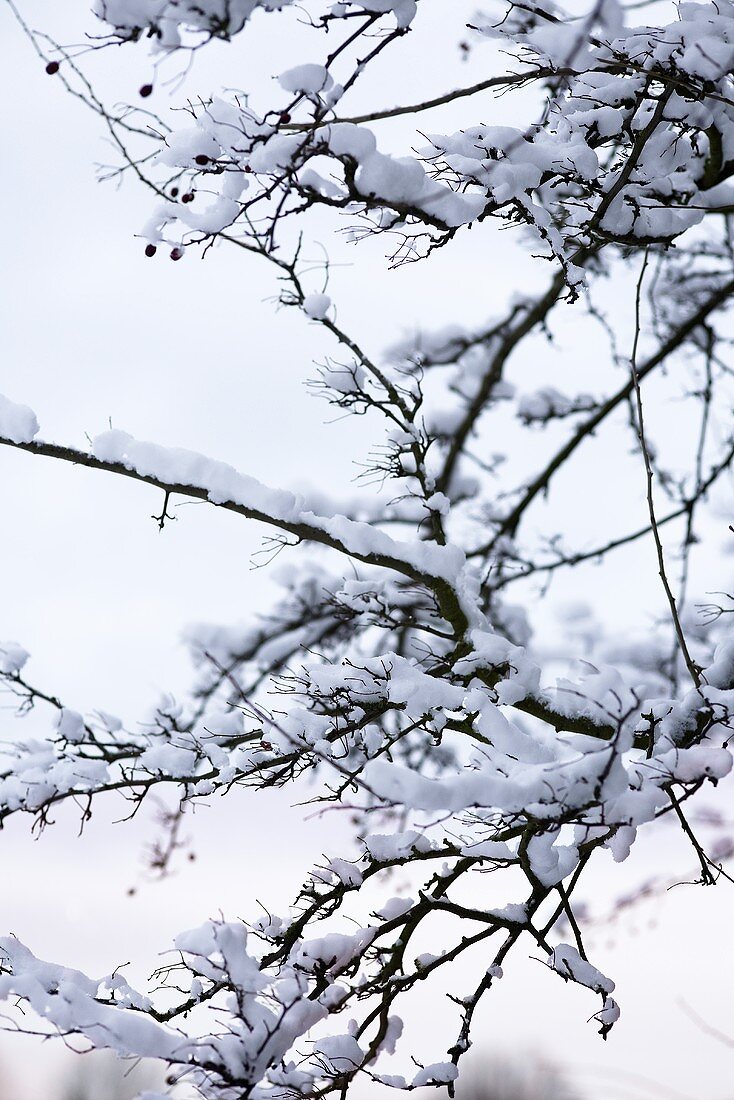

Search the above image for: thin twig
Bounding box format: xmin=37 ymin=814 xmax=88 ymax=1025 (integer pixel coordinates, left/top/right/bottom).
xmin=629 ymin=251 xmax=701 ymax=689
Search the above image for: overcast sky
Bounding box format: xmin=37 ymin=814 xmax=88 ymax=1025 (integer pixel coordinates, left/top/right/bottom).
xmin=1 ymin=3 xmax=734 ymax=1099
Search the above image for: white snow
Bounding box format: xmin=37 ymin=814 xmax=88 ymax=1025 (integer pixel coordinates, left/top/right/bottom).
xmin=0 ymin=394 xmax=39 ymax=444
xmin=303 ymin=292 xmax=332 ymax=320
xmin=279 ymin=64 xmax=333 ymax=94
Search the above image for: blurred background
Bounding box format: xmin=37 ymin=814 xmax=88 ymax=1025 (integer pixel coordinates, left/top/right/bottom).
xmin=1 ymin=2 xmax=733 ymax=1098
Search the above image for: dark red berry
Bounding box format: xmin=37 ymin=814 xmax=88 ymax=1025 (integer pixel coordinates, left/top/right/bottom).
xmin=139 ymin=83 xmax=153 ymax=98
xmin=279 ymin=111 xmax=291 ymax=124
xmin=244 ymin=165 xmax=252 ymax=174
xmin=181 ymin=192 xmax=194 ymax=204
xmin=144 ymin=243 xmax=157 ymax=258
xmin=170 ymin=186 xmax=179 ymax=197
xmin=194 ymin=154 xmax=209 ymax=165
xmin=170 ymin=247 xmax=183 ymax=261
xmin=45 ymin=61 xmax=59 ymax=75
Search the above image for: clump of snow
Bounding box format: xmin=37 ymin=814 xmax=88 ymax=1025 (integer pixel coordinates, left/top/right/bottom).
xmin=412 ymin=1063 xmax=458 ymax=1087
xmin=517 ymin=386 xmax=595 ymax=424
xmin=548 ymin=944 xmax=615 ymax=996
xmin=0 ymin=394 xmax=39 ymax=444
xmin=56 ymin=709 xmax=86 ymax=743
xmin=279 ymin=64 xmax=333 ymax=94
xmin=0 ymin=642 xmax=30 ymax=675
xmin=303 ymin=293 xmax=332 ymax=320
xmin=312 ymin=1034 xmax=364 ymax=1071
xmin=377 ymin=896 xmax=414 ymax=921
